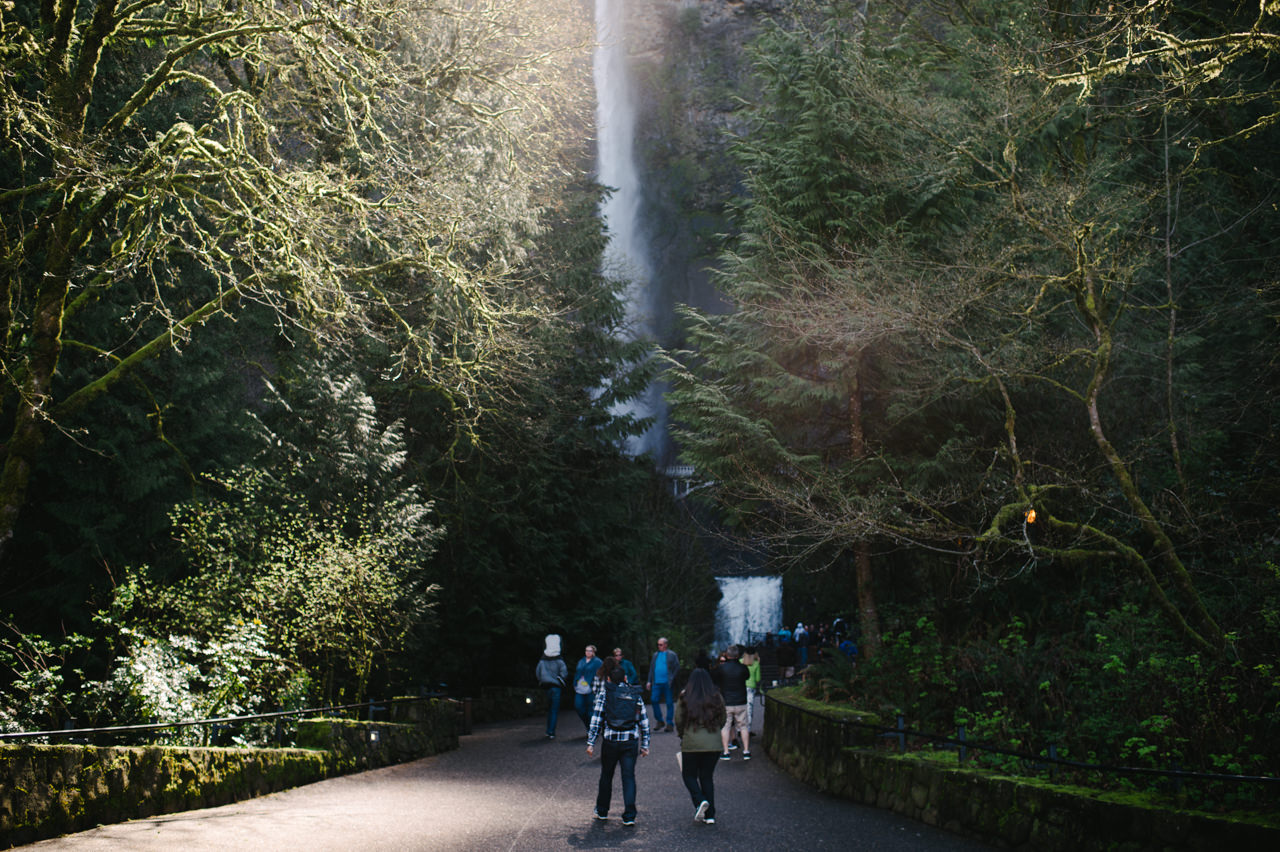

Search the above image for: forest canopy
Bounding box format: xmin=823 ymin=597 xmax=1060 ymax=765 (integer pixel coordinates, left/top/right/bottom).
xmin=667 ymin=0 xmax=1279 ymax=790
xmin=0 ymin=0 xmax=713 ymax=732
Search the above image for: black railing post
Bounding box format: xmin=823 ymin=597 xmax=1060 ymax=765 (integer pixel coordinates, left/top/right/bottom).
xmin=896 ymin=715 xmax=906 ymax=753
xmin=957 ymin=725 xmax=967 ymax=765
xmin=1048 ymin=744 xmax=1058 ymax=781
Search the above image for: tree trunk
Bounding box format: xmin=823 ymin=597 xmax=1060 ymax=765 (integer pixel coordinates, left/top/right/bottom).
xmin=0 ymin=205 xmax=77 ymax=563
xmin=848 ymin=354 xmax=882 ymax=658
xmin=1080 ymin=267 xmax=1226 ymax=654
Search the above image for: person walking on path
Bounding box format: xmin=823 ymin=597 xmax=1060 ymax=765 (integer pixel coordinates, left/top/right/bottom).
xmin=612 ymin=647 xmax=639 ymax=683
xmin=586 ymin=665 xmax=651 ymax=825
xmin=712 ymin=644 xmax=751 ymax=760
xmin=743 ymin=646 xmax=762 ymax=735
xmin=572 ymin=644 xmax=604 ymax=729
xmin=645 ymin=637 xmax=679 ymax=732
xmin=535 ymin=634 xmax=568 ymax=739
xmin=794 ymin=623 xmax=809 ymax=668
xmin=674 ymin=667 xmax=727 ymax=825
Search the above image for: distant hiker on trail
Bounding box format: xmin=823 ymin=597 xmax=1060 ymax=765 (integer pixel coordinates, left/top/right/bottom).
xmin=573 ymin=644 xmax=604 ymax=729
xmin=586 ymin=665 xmax=651 ymax=825
xmin=742 ymin=646 xmax=762 ymax=735
xmin=645 ymin=636 xmax=679 ymax=732
xmin=536 ymin=634 xmax=568 ymax=740
xmin=675 ymin=667 xmax=726 ymax=825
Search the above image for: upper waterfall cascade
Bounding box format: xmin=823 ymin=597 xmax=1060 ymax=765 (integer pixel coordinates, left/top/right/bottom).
xmin=594 ymin=0 xmax=665 ymax=457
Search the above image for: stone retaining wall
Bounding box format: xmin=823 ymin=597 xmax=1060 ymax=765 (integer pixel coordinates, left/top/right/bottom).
xmin=0 ymin=697 xmax=458 ymax=848
xmin=762 ymin=688 xmax=1279 ymax=851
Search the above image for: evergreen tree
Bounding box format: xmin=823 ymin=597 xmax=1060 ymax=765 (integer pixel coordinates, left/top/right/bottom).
xmin=668 ymin=0 xmax=1279 ymax=664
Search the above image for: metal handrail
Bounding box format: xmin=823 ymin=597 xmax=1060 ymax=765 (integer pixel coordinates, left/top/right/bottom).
xmin=0 ymin=694 xmax=449 ymax=743
xmin=763 ymin=687 xmax=1280 ymax=787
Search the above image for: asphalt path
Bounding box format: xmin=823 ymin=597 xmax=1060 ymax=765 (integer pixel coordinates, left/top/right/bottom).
xmin=21 ymin=716 xmax=995 ymax=851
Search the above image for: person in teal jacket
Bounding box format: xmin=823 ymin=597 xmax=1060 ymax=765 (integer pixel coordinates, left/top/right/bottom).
xmin=612 ymin=647 xmax=639 ymax=683
xmin=573 ymin=644 xmax=604 ymax=729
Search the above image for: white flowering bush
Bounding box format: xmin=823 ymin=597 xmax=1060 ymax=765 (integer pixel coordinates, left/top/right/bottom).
xmin=100 ymin=620 xmax=282 ymax=745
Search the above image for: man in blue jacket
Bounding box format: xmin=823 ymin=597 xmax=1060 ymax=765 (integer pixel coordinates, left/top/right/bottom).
xmin=645 ymin=637 xmax=679 ymax=732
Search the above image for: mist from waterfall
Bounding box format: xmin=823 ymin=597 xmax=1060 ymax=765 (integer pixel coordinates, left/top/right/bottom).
xmin=593 ymin=0 xmax=664 ymax=457
xmin=714 ymin=576 xmax=783 ymax=651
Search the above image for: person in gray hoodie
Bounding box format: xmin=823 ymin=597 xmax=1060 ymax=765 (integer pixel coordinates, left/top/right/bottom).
xmin=535 ymin=634 xmax=568 ymax=739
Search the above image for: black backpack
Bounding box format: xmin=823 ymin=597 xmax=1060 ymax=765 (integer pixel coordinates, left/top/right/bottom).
xmin=603 ymin=682 xmax=642 ymax=730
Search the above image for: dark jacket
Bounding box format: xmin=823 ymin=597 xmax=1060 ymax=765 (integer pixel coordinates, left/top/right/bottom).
xmin=712 ymin=658 xmax=750 ymax=706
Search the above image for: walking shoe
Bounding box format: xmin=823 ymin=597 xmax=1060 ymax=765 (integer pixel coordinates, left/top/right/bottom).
xmin=729 ymin=741 xmax=739 ymax=749
xmin=622 ymin=816 xmax=636 ymax=826
xmin=743 ymin=751 xmax=751 ymax=760
xmin=705 ymin=816 xmax=716 ymax=824
xmin=694 ymin=800 xmax=710 ymax=822
xmin=719 ymin=752 xmax=730 ymax=760
xmin=593 ymin=809 xmax=607 ymax=821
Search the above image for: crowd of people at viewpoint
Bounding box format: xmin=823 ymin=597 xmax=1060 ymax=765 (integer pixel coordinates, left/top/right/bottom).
xmin=533 ymin=619 xmax=856 ymax=827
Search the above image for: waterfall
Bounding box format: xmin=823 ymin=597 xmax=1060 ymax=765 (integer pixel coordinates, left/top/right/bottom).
xmin=593 ymin=0 xmax=664 ymax=457
xmin=714 ymin=576 xmax=783 ymax=651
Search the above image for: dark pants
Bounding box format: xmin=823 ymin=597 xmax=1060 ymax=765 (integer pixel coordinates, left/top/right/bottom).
xmin=574 ymin=691 xmax=594 ymax=727
xmin=544 ymin=686 xmax=562 ymax=736
xmin=596 ymin=738 xmax=639 ymax=820
xmin=681 ymin=751 xmax=718 ymax=819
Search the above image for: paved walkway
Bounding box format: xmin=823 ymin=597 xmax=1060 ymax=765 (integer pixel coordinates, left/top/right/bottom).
xmin=22 ymin=716 xmax=994 ymax=850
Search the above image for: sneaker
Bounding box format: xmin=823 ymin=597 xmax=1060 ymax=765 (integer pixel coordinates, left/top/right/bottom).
xmin=694 ymin=801 xmax=710 ymax=822
xmin=547 ymin=733 xmax=555 ymax=740
xmin=653 ymin=723 xmax=665 ymax=733
xmin=743 ymin=751 xmax=751 ymax=761
xmin=705 ymin=816 xmax=716 ymax=824
xmin=719 ymin=752 xmax=730 ymax=760
xmin=729 ymin=741 xmax=739 ymax=750
xmin=622 ymin=816 xmax=636 ymax=826
xmin=593 ymin=809 xmax=607 ymax=821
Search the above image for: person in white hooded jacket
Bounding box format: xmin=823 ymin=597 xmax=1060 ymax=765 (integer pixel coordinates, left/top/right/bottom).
xmin=536 ymin=634 xmax=568 ymax=739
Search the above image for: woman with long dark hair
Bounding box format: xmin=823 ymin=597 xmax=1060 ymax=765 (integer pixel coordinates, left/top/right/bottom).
xmin=674 ymin=667 xmax=726 ymax=824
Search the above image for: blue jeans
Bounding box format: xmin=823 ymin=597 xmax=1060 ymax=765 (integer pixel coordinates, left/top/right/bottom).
xmin=574 ymin=691 xmax=594 ymax=728
xmin=650 ymin=682 xmax=673 ymax=727
xmin=545 ymin=686 xmax=562 ymax=736
xmin=596 ymin=738 xmax=639 ymax=820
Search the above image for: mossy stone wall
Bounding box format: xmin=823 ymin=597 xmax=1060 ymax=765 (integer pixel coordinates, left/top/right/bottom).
xmin=0 ymin=697 xmax=458 ymax=848
xmin=763 ymin=688 xmax=1279 ymax=852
